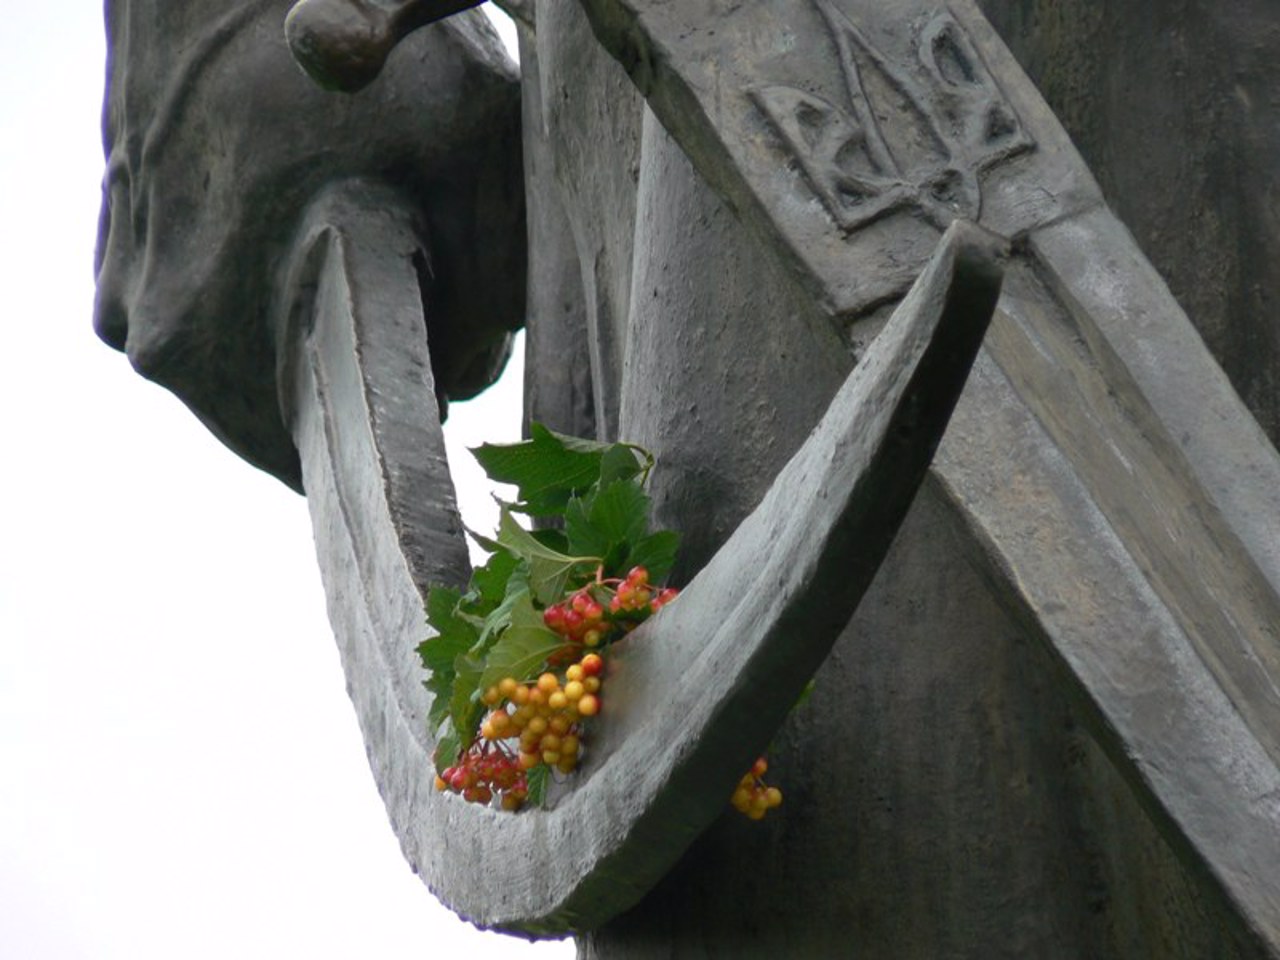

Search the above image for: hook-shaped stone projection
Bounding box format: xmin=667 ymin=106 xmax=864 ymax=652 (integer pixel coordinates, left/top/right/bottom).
xmin=98 ymin=0 xmax=1280 ymax=951
xmin=277 ymin=0 xmax=1280 ymax=949
xmin=278 ymin=188 xmax=1002 ymax=930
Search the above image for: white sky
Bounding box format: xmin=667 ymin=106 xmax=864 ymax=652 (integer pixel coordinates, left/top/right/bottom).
xmin=0 ymin=4 xmax=572 ymax=957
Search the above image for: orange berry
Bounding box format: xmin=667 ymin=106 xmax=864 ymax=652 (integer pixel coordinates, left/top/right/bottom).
xmin=537 ymin=673 xmax=560 ymax=694
xmin=577 ymin=693 xmax=600 ymax=717
xmin=498 ymin=677 xmax=519 ymax=699
xmin=580 ymin=653 xmax=604 ymax=677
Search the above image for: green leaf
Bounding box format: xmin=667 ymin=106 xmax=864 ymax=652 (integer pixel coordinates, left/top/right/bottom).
xmin=463 ymin=547 xmax=518 ymax=616
xmin=478 ymin=593 xmax=568 ymax=690
xmin=525 ymin=763 xmax=550 ymax=807
xmin=471 ymin=423 xmax=608 ymax=516
xmin=564 ymin=478 xmax=650 ymax=569
xmin=497 ymin=508 xmax=598 ymax=605
xmin=598 ymin=443 xmax=647 ymax=487
xmin=433 ymin=725 xmax=463 ymax=775
xmin=419 ymin=586 xmax=480 ymax=729
xmin=624 ymin=530 xmax=681 ymax=583
xmin=449 ymin=654 xmax=485 ymax=743
xmin=593 ymin=480 xmax=650 ymax=547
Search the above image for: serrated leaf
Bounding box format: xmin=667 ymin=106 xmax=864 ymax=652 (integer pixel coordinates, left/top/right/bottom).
xmin=598 ymin=443 xmax=647 ymax=486
xmin=420 ymin=586 xmax=480 ymax=729
xmin=563 ymin=495 xmax=606 ymax=558
xmin=564 ymin=479 xmax=650 ymax=571
xmin=463 ymin=547 xmax=518 ymax=615
xmin=478 ymin=593 xmax=568 ymax=690
xmin=592 ymin=479 xmax=650 ymax=546
xmin=471 ymin=423 xmax=607 ymax=516
xmin=624 ymin=530 xmax=681 ymax=583
xmin=497 ymin=508 xmax=597 ymax=604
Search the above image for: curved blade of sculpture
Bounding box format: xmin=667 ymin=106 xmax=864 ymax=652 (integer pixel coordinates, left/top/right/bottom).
xmin=279 ymin=187 xmax=1002 ymax=932
xmin=275 ymin=0 xmax=1280 ymax=948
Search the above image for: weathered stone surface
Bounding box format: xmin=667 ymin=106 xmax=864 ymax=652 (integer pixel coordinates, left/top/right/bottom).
xmin=95 ymin=0 xmax=524 ymax=489
xmin=977 ymin=0 xmax=1280 ymax=449
xmin=283 ymin=184 xmax=1002 ymax=931
xmin=97 ymin=0 xmax=1280 ymax=954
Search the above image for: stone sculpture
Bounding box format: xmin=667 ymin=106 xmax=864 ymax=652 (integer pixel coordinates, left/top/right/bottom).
xmin=97 ymin=0 xmax=1280 ymax=955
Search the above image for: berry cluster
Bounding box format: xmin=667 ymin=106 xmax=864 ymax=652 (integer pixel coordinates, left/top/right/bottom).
xmin=439 ymin=652 xmax=608 ymax=809
xmin=731 ymin=756 xmax=784 ymax=820
xmin=542 ymin=566 xmax=681 ymax=654
xmin=435 ymin=743 xmax=529 ymax=811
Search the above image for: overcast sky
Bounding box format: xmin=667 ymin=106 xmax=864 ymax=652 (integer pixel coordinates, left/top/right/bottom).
xmin=0 ymin=4 xmax=573 ymax=957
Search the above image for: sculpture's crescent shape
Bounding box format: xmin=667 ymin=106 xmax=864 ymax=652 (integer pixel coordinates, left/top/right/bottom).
xmin=278 ymin=177 xmax=1002 ymax=932
xmin=274 ymin=0 xmax=1280 ymax=948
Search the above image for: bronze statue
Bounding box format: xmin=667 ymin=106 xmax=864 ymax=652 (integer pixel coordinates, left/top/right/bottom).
xmin=97 ymin=0 xmax=1280 ymax=955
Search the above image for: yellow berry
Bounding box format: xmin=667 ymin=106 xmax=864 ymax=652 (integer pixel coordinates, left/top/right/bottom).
xmin=564 ymin=680 xmax=584 ymax=702
xmin=565 ymin=664 xmax=584 ymax=683
xmin=498 ymin=677 xmax=519 ymax=699
xmin=583 ymin=676 xmax=601 ymax=694
xmin=766 ymin=787 xmax=783 ymax=808
xmin=537 ymin=673 xmax=559 ymax=694
xmin=577 ymin=693 xmax=600 ymax=717
xmin=548 ymin=691 xmax=568 ymax=710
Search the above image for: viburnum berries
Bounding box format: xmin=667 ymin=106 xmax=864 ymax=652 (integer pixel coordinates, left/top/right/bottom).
xmin=420 ymin=425 xmax=785 ymax=819
xmin=730 ymin=756 xmax=784 ymax=820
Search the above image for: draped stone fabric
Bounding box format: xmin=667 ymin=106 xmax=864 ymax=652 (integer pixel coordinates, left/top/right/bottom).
xmin=94 ymin=0 xmax=525 ymax=489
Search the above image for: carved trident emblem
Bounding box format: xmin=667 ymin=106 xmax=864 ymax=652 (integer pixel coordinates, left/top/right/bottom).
xmin=750 ymin=2 xmax=1031 ymax=232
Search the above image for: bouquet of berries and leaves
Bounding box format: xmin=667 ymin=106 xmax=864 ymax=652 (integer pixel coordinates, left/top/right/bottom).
xmin=418 ymin=424 xmax=682 ymax=811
